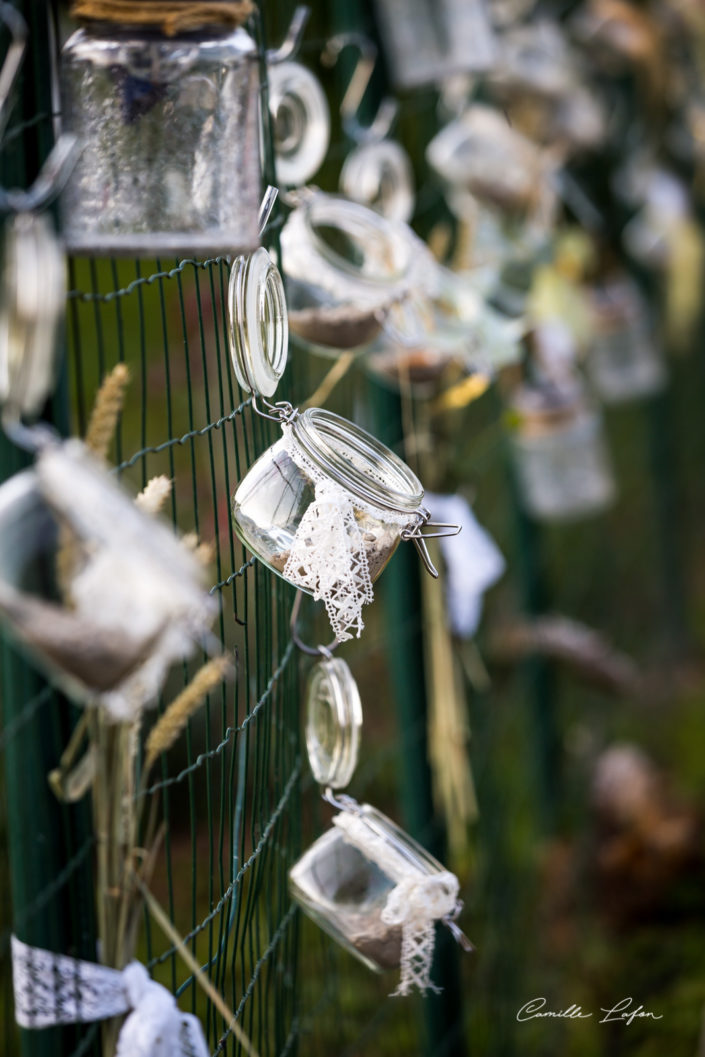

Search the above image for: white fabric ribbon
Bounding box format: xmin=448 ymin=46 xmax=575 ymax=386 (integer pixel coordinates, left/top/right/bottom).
xmin=333 ymin=811 xmax=460 ymax=996
xmin=424 ymin=492 xmax=505 ymax=638
xmin=11 ymin=936 xmax=208 ymax=1057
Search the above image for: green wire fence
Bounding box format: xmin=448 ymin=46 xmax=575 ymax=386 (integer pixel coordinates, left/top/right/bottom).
xmin=3 ymin=4 xmax=705 ymax=1057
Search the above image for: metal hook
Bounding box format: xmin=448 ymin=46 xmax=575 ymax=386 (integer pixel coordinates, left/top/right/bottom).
xmin=267 ymin=5 xmax=310 ymax=66
xmin=0 ymin=2 xmax=27 ymax=143
xmin=290 ymin=590 xmax=339 ymax=658
xmin=322 ymin=786 xmax=360 ymax=812
xmin=0 ymin=7 xmax=81 ymax=215
xmin=321 ymin=32 xmax=398 ymax=145
xmin=251 ymin=395 xmax=298 ymax=424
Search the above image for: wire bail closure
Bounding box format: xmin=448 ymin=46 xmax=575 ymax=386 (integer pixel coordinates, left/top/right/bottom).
xmin=400 ymin=508 xmax=462 ymax=579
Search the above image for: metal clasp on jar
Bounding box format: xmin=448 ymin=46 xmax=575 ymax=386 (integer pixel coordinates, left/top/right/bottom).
xmin=401 ymin=507 xmax=461 ymax=578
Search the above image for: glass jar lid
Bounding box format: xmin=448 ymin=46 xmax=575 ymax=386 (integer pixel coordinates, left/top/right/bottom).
xmin=305 ymin=657 xmax=362 ymax=788
xmin=268 ymin=61 xmax=330 ymax=188
xmin=0 ymin=212 xmax=65 ymax=421
xmin=339 ymin=141 xmax=415 ymax=224
xmin=228 ymin=247 xmax=288 ymax=398
xmin=291 ymin=407 xmax=424 ymax=515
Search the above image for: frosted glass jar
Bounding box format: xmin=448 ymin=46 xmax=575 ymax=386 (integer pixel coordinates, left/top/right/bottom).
xmin=372 ymin=0 xmax=495 ymax=90
xmin=289 ymin=803 xmax=454 ymax=973
xmin=60 ymin=18 xmax=260 ymax=256
xmin=509 ymin=381 xmax=616 ymax=521
xmin=231 ymin=407 xmax=430 ymax=584
xmin=588 ymin=278 xmax=666 ymax=404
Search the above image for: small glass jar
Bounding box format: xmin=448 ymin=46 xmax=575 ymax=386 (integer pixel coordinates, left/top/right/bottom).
xmin=306 ymin=657 xmax=362 ymax=789
xmin=281 ymin=192 xmax=435 ymax=354
xmin=60 ymin=15 xmax=260 ymax=256
xmin=372 ymin=0 xmax=495 ymax=90
xmin=427 ymin=106 xmax=546 ymax=219
xmin=289 ymin=801 xmax=454 ymax=973
xmin=231 ymin=407 xmax=430 ymax=584
xmin=587 ymin=278 xmax=666 ymax=404
xmin=508 ymin=379 xmax=616 ymax=521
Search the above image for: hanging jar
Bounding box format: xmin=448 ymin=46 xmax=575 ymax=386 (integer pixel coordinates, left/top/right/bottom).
xmin=289 ymin=796 xmax=470 ymax=994
xmin=227 ymin=241 xmax=459 ymax=642
xmin=371 ymin=0 xmax=495 ymax=91
xmin=280 ymin=191 xmax=437 ymax=355
xmin=60 ymin=1 xmax=261 ymax=256
xmin=587 ymin=276 xmax=666 ymax=404
xmin=231 ymin=406 xmax=452 ymax=640
xmin=507 ymin=377 xmax=616 ymax=522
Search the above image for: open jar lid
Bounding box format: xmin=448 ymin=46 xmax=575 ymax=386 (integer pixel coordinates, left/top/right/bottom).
xmin=228 ymin=246 xmax=288 ymax=398
xmin=306 ymin=657 xmax=362 ymax=788
xmin=0 ymin=212 xmax=65 ymax=421
xmin=268 ymin=62 xmax=330 ymax=188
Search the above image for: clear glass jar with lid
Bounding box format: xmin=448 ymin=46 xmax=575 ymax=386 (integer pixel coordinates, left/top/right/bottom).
xmin=587 ymin=276 xmax=666 ymax=404
xmin=507 ymin=377 xmax=616 ymax=522
xmin=227 ymin=235 xmax=459 ymax=642
xmin=60 ymin=3 xmax=261 ymax=256
xmin=289 ymin=796 xmax=469 ymax=992
xmin=231 ymin=406 xmax=450 ymax=640
xmin=281 ymin=191 xmax=436 ymax=355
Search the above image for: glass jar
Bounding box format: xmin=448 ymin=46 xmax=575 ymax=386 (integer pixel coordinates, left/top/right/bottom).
xmin=427 ymin=106 xmax=547 ymax=219
xmin=372 ymin=0 xmax=495 ymax=90
xmin=231 ymin=406 xmax=431 ymax=587
xmin=508 ymin=379 xmax=616 ymax=521
xmin=306 ymin=657 xmax=362 ymax=789
xmin=281 ymin=191 xmax=435 ymax=354
xmin=60 ymin=16 xmax=260 ymax=256
xmin=0 ymin=440 xmax=216 ymax=716
xmin=587 ymin=277 xmax=666 ymax=404
xmin=289 ymin=800 xmax=459 ymax=976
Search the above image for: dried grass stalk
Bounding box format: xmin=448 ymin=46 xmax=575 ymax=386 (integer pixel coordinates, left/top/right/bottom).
xmin=144 ymin=655 xmax=231 ymax=773
xmin=135 ymin=475 xmax=172 ymax=516
xmin=422 ymin=540 xmax=478 ymax=863
xmin=85 ymin=363 xmax=131 ymax=460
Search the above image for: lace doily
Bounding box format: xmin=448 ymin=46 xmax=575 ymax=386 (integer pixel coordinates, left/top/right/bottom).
xmin=282 ymin=424 xmax=417 ymax=642
xmin=333 ymin=811 xmax=459 ymax=996
xmin=11 ymin=937 xmax=208 ymax=1057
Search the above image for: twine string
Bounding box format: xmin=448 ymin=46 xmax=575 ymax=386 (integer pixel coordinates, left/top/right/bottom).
xmin=69 ymin=0 xmax=254 ymax=36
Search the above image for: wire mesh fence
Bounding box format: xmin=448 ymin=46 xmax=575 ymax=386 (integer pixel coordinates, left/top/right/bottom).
xmin=2 ymin=3 xmax=705 ymax=1057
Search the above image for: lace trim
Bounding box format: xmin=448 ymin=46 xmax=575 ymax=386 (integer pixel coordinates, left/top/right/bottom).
xmin=281 ymin=424 xmax=417 ymax=642
xmin=11 ymin=937 xmax=209 ymax=1056
xmin=333 ymin=812 xmax=459 ymax=996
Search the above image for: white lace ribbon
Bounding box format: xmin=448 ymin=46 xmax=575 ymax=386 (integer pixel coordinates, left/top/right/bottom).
xmin=11 ymin=937 xmax=208 ymax=1057
xmin=333 ymin=812 xmax=459 ymax=996
xmin=282 ymin=425 xmax=415 ymax=642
